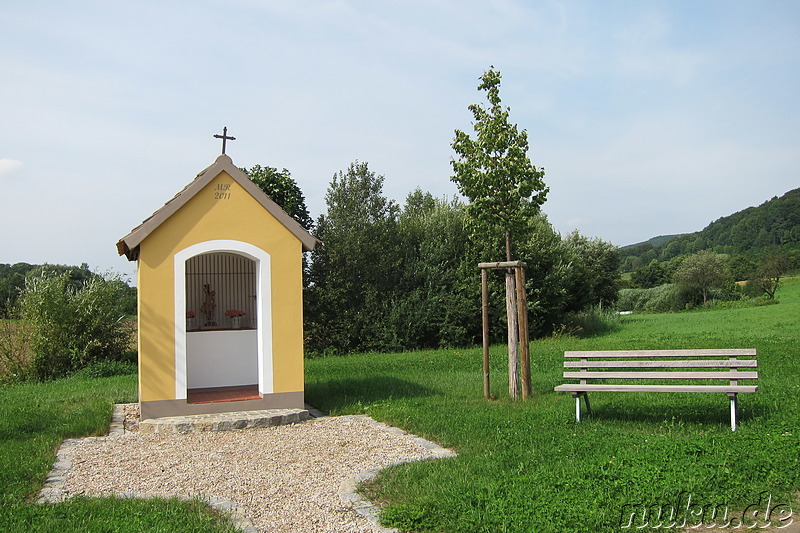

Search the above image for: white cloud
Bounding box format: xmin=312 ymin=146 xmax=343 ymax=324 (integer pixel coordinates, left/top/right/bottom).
xmin=0 ymin=158 xmax=22 ymax=177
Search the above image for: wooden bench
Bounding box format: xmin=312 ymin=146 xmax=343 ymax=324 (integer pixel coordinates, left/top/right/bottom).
xmin=554 ymin=349 xmax=758 ymax=431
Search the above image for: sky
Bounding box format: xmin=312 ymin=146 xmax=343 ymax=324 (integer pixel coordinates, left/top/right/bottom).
xmin=2 ymin=1 xmax=799 ymax=282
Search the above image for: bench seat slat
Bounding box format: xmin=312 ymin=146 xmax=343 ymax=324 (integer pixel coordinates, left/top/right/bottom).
xmin=555 ymin=384 xmax=758 ymax=393
xmin=563 ymin=371 xmax=758 ymax=380
xmin=564 ymin=349 xmax=756 ymax=358
xmin=564 ymin=360 xmax=757 ymax=369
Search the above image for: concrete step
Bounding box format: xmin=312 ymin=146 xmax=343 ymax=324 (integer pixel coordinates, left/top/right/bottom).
xmin=138 ymin=408 xmax=311 ymax=434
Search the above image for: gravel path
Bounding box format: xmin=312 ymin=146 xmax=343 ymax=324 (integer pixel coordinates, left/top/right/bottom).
xmin=62 ymin=413 xmax=450 ymax=532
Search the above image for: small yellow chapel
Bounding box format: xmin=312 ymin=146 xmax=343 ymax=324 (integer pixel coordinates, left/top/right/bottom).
xmin=117 ymin=147 xmax=319 ymax=421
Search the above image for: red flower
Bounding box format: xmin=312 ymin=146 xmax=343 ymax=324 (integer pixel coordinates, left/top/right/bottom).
xmin=225 ymin=309 xmax=246 ymax=317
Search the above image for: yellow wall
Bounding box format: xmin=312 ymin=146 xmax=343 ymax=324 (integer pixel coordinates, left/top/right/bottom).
xmin=137 ymin=171 xmax=304 ymax=401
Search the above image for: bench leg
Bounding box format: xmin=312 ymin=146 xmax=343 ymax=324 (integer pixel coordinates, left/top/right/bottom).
xmin=572 ymin=392 xmax=591 ymax=422
xmin=728 ymin=393 xmax=738 ymax=431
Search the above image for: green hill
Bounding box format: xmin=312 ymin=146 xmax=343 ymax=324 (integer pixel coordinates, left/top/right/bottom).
xmin=620 ymin=234 xmax=684 ymax=252
xmin=621 ymin=188 xmax=800 ymax=272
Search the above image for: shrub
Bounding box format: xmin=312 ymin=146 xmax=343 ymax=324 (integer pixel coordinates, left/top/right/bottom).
xmin=20 ymin=270 xmax=133 ymax=380
xmin=73 ymin=359 xmax=137 ymax=379
xmin=617 ymin=284 xmax=684 ymax=313
xmin=0 ymin=318 xmax=33 ymax=382
xmin=618 ymin=281 xmax=755 ymax=313
xmin=563 ymin=305 xmax=621 ymax=337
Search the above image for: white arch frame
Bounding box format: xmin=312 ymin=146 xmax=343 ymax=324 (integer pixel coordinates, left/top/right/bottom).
xmin=174 ymin=240 xmax=273 ymax=399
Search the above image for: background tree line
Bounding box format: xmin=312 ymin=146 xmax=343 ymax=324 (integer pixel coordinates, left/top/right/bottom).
xmin=0 ymin=263 xmax=136 ymax=318
xmin=293 ymin=161 xmax=619 ymax=356
xmin=4 ymin=156 xmax=619 ymax=372
xmin=617 ymin=188 xmax=799 ymax=313
xmin=620 ymin=187 xmax=800 ymax=279
xmin=618 ymin=248 xmax=794 ymax=314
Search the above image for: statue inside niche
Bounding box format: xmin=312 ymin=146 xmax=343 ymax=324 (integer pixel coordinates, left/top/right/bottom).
xmin=201 ymin=284 xmax=217 ymax=326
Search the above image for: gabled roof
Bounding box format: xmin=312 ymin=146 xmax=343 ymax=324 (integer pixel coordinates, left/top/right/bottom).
xmin=116 ymin=154 xmax=321 ymax=261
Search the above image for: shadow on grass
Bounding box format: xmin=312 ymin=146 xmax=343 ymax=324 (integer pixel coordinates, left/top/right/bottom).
xmin=306 ymin=375 xmax=437 ymax=413
xmin=582 ymin=397 xmax=760 ymax=428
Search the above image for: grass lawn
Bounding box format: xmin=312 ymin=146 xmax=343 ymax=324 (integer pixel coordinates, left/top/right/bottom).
xmin=0 ymin=374 xmax=237 ymax=532
xmin=306 ymin=278 xmax=800 ymax=532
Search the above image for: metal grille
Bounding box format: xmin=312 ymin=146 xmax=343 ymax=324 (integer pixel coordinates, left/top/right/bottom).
xmin=185 ymin=252 xmax=257 ymax=329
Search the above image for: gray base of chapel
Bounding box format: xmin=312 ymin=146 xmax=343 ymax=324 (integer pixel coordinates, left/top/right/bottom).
xmin=140 ymin=391 xmax=305 ymax=421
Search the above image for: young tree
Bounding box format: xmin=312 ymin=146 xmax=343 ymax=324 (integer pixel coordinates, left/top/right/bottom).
xmin=451 ymin=66 xmax=548 ymax=399
xmin=451 ymin=66 xmax=548 ymax=261
xmin=241 ymin=165 xmax=313 ymax=230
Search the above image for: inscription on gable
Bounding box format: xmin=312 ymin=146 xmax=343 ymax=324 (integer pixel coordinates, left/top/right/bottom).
xmin=214 ymin=183 xmax=232 ymax=200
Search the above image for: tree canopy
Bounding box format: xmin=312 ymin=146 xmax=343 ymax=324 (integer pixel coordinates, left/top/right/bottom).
xmin=752 ymin=253 xmax=792 ymax=299
xmin=305 ymin=161 xmax=401 ymax=354
xmin=673 ymin=251 xmax=731 ymax=305
xmin=241 ymin=164 xmax=313 ymax=230
xmin=451 ymin=67 xmax=548 ymax=260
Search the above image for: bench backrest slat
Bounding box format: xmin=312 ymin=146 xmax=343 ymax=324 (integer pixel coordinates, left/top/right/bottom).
xmin=564 ymin=371 xmax=758 ymax=380
xmin=564 ymin=349 xmax=756 ymax=358
xmin=564 ymin=360 xmax=758 ymax=369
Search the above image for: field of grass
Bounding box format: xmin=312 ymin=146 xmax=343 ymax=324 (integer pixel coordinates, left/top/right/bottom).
xmin=306 ymin=278 xmax=800 ymax=532
xmin=0 ymin=374 xmax=237 ymax=532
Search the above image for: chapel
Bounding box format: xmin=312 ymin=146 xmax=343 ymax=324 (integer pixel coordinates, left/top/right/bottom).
xmin=117 ymin=143 xmax=319 ymax=420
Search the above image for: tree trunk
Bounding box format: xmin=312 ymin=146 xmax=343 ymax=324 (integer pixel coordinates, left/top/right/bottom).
xmin=504 ymin=230 xmax=520 ymax=398
xmin=506 ymin=270 xmax=519 ymax=399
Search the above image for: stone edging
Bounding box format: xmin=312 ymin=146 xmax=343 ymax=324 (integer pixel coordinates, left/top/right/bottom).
xmin=37 ymin=404 xmax=456 ymax=533
xmin=337 ymin=414 xmax=457 ymax=533
xmin=109 ymin=402 xmax=127 ymax=436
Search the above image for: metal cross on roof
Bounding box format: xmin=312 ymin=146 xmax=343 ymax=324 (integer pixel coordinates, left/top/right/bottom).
xmin=213 ymin=126 xmax=236 ymax=155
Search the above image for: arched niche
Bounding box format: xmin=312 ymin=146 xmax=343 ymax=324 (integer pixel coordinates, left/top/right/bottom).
xmin=173 ymin=240 xmax=273 ymax=401
xmin=185 ymin=252 xmax=257 ymax=331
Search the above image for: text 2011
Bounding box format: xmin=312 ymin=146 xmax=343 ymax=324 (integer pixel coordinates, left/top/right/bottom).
xmin=214 ymin=183 xmax=231 ymax=200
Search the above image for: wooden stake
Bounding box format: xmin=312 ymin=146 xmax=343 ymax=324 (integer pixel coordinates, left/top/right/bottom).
xmin=516 ymin=266 xmax=531 ymax=398
xmin=478 ymin=260 xmax=528 ymax=401
xmin=481 ymin=268 xmax=490 ymax=399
